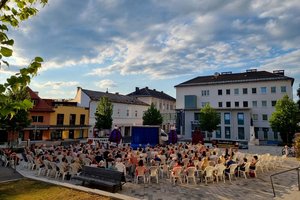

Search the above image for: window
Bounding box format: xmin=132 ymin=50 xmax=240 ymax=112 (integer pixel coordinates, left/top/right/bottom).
xmin=238 ymin=127 xmax=245 ymax=140
xmin=226 ymin=89 xmax=230 ymax=95
xmin=224 ymin=113 xmax=230 ymax=124
xmin=69 ymin=114 xmax=76 ymax=125
xmin=262 ymin=101 xmax=267 ymax=107
xmin=194 ymin=113 xmax=201 ymax=121
xmin=237 ymin=113 xmax=244 ymax=125
xmin=184 ymin=95 xmax=197 ymax=109
xmin=167 ymin=104 xmax=169 ymax=110
xmin=234 ymin=88 xmax=239 ymax=95
xmin=57 ymin=114 xmax=64 ymax=125
xmin=243 ymin=101 xmax=248 ymax=107
xmin=51 ymin=130 xmax=62 ymax=140
xmin=170 ymin=105 xmax=173 ymax=110
xmin=253 ymin=114 xmax=258 ymax=121
xmin=235 ymin=101 xmax=239 ymax=107
xmin=281 ymin=86 xmax=287 ymax=93
xmin=271 ymin=86 xmax=276 ymax=93
xmin=78 ymin=130 xmax=84 ymax=139
xmin=32 ymin=116 xmax=44 ymax=123
xmin=252 ymin=101 xmax=257 ymax=107
xmin=243 ymin=88 xmax=248 ymax=94
xmin=252 ymin=88 xmax=257 ymax=94
xmin=262 ymin=114 xmax=268 ymax=121
xmin=271 ymin=101 xmax=277 ymax=107
xmin=80 ymin=114 xmax=85 ymax=125
xmin=32 ymin=99 xmax=38 ymax=106
xmin=69 ymin=130 xmax=74 ymax=139
xmin=226 ymin=102 xmax=231 ymax=108
xmin=225 ymin=127 xmax=231 ymax=139
xmin=218 ymin=89 xmax=222 ymax=95
xmin=30 ymin=130 xmax=43 ymax=140
xmin=201 ymin=90 xmax=209 ymax=96
xmin=218 ymin=102 xmax=223 ymax=108
xmin=260 ymin=87 xmax=267 ymax=94
xmin=216 ymin=126 xmax=221 ymax=138
xmin=135 ymin=110 xmax=138 ymax=117
xmin=263 ymin=128 xmax=269 ymax=139
xmin=254 ymin=127 xmax=259 ymax=138
xmin=126 ymin=110 xmax=129 ymax=116
xmin=159 ymin=103 xmax=162 ymax=109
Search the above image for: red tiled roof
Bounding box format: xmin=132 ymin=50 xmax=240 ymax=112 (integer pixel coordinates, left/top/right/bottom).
xmin=27 ymin=87 xmax=54 ymax=112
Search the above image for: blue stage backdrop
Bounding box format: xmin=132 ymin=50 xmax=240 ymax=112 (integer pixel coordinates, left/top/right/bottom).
xmin=131 ymin=126 xmax=159 ymax=149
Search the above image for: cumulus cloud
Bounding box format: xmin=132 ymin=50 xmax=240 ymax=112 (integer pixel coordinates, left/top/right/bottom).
xmin=31 ymin=81 xmax=79 ymax=90
xmin=0 ymin=0 xmax=299 ymax=99
xmin=95 ymin=79 xmax=117 ymax=90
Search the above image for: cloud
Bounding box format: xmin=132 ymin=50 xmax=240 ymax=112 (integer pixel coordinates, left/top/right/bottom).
xmin=2 ymin=0 xmax=299 ymax=97
xmin=95 ymin=79 xmax=117 ymax=90
xmin=31 ymin=81 xmax=79 ymax=90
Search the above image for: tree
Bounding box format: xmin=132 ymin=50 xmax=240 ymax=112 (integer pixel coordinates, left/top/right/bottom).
xmin=95 ymin=97 xmax=113 ymax=130
xmin=143 ymin=103 xmax=163 ymax=125
xmin=199 ymin=104 xmax=220 ymax=140
xmin=0 ymin=0 xmax=47 ymax=119
xmin=269 ymin=95 xmax=299 ymax=144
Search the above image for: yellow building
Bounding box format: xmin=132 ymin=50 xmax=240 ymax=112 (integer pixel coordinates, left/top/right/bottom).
xmin=48 ymin=100 xmax=90 ymax=140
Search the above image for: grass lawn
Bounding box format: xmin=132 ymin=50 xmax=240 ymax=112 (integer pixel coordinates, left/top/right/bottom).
xmin=0 ymin=179 xmax=114 ymax=200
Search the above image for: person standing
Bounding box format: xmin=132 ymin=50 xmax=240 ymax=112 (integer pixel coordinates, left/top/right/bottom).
xmin=109 ymin=125 xmax=122 ymax=145
xmin=168 ymin=126 xmax=178 ymax=144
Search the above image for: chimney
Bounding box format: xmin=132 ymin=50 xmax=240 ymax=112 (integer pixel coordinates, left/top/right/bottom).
xmin=145 ymin=86 xmax=148 ymax=89
xmin=273 ymin=70 xmax=284 ymax=75
xmin=115 ymin=92 xmax=119 ymax=95
xmin=34 ymin=91 xmax=39 ymax=96
xmin=135 ymin=87 xmax=139 ymax=92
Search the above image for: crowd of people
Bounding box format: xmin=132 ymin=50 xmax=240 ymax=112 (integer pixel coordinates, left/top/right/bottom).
xmin=0 ymin=139 xmax=261 ymax=183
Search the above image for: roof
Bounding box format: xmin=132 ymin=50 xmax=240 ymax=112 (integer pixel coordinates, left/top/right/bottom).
xmin=27 ymin=87 xmax=54 ymax=112
xmin=175 ymin=70 xmax=294 ymax=87
xmin=127 ymin=87 xmax=176 ymax=101
xmin=81 ymin=89 xmax=149 ymax=106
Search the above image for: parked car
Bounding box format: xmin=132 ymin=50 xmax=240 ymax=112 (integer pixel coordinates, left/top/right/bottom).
xmin=238 ymin=141 xmax=249 ymax=149
xmin=159 ymin=129 xmax=168 ymax=144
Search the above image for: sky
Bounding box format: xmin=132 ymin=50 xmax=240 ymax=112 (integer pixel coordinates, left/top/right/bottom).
xmin=1 ymin=0 xmax=300 ymax=100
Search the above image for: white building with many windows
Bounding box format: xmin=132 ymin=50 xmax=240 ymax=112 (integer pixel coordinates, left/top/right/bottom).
xmin=74 ymin=87 xmax=149 ymax=137
xmin=127 ymin=87 xmax=176 ymax=132
xmin=175 ymin=69 xmax=294 ymax=143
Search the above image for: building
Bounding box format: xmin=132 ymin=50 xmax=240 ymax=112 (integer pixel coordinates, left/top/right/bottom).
xmin=127 ymin=87 xmax=176 ymax=132
xmin=46 ymin=100 xmax=89 ymax=140
xmin=23 ymin=88 xmax=90 ymax=141
xmin=22 ymin=88 xmax=54 ymax=141
xmin=175 ymin=69 xmax=294 ymax=142
xmin=74 ymin=87 xmax=149 ymax=137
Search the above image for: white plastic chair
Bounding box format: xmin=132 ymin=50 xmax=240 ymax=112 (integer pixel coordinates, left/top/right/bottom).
xmin=185 ymin=167 xmax=197 ymax=184
xmin=170 ymin=167 xmax=183 ymax=185
xmin=225 ymin=164 xmax=238 ymax=182
xmin=215 ymin=164 xmax=226 ymax=183
xmin=148 ymin=166 xmax=159 ymax=183
xmin=204 ymin=166 xmax=215 ymax=184
xmin=135 ymin=166 xmax=146 ymax=184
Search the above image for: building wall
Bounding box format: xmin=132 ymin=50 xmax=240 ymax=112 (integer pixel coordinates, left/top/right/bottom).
xmin=89 ymin=101 xmax=149 ymax=137
xmin=176 ymin=79 xmax=293 ymax=141
xmin=49 ymin=105 xmax=89 ymax=139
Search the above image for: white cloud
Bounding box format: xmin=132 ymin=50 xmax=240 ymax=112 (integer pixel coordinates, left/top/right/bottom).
xmin=95 ymin=79 xmax=117 ymax=90
xmin=31 ymin=81 xmax=79 ymax=90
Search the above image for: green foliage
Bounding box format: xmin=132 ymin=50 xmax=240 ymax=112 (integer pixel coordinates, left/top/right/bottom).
xmin=269 ymin=95 xmax=299 ymax=144
xmin=143 ymin=103 xmax=163 ymax=125
xmin=199 ymin=104 xmax=220 ymax=133
xmin=0 ymin=0 xmax=47 ymax=119
xmin=94 ymin=97 xmax=113 ymax=130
